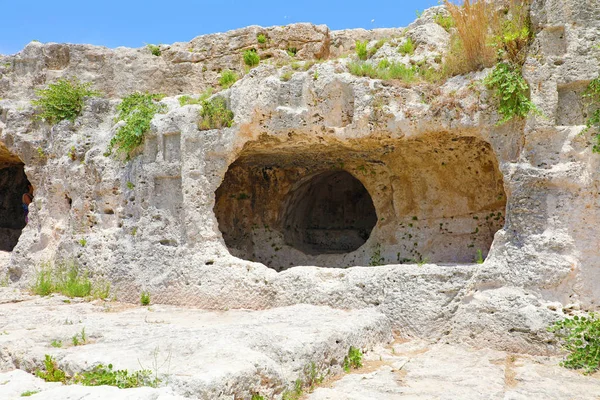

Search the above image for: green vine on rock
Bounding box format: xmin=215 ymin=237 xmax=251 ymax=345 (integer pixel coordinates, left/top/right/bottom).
xmin=483 ymin=62 xmax=540 ymax=125
xmin=583 ymin=77 xmax=600 ymax=152
xmin=106 ymin=92 xmax=166 ymax=159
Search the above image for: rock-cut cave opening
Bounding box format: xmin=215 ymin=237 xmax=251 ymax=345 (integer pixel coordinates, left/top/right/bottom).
xmin=0 ymin=144 xmax=30 ymax=252
xmin=282 ymin=170 xmax=377 ymax=255
xmin=214 ymin=134 xmax=507 ymax=271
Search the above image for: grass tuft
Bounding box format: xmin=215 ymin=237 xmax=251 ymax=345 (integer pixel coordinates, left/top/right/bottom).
xmin=219 ymin=69 xmax=239 ymax=89
xmin=243 ymin=49 xmax=260 ymax=67
xmin=355 ymin=40 xmax=368 ymax=60
xmin=198 ymin=97 xmax=234 ymax=130
xmin=398 ymin=37 xmax=416 ymax=56
xmin=30 ymin=261 xmax=108 ymax=299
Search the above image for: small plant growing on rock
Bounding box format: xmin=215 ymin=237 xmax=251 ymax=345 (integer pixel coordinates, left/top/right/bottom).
xmin=32 ymin=78 xmax=100 ymax=125
xmin=106 ymin=92 xmax=166 ymax=159
xmin=257 ymin=33 xmax=267 ymax=44
xmin=198 ymin=97 xmax=234 ymax=130
xmin=36 ymin=355 xmax=67 ymax=383
xmin=343 ymin=346 xmax=363 ymax=372
xmin=140 ymin=290 xmax=151 ymax=306
xmin=282 ymin=379 xmax=304 ymax=400
xmin=582 ymin=76 xmax=600 ymax=152
xmin=251 ymin=395 xmax=265 ymax=400
xmin=243 ymin=49 xmax=260 ymax=67
xmin=548 ymin=313 xmax=600 ymax=375
xmin=369 ymin=243 xmax=385 ymax=266
xmin=483 ymin=62 xmax=540 ymax=125
xmin=398 ymin=37 xmax=416 ymax=56
xmin=50 ymin=339 xmax=63 ymax=348
xmin=30 ymin=261 xmax=109 ymax=299
xmin=286 ymin=47 xmax=298 ymax=57
xmin=73 ymin=364 xmax=158 ymax=388
xmin=179 ymin=88 xmax=213 ymax=106
xmin=476 ymin=249 xmax=484 ymax=264
xmin=355 ymin=40 xmax=368 ymax=60
xmin=20 ymin=390 xmax=40 ymax=397
xmin=281 ymin=70 xmax=294 ymax=82
xmin=68 ymin=146 xmax=77 ymax=161
xmin=434 ymin=13 xmax=455 ymax=32
xmin=219 ymin=69 xmax=239 ymax=89
xmin=146 ymin=44 xmax=161 ymax=56
xmin=72 ymin=327 xmax=88 ymax=346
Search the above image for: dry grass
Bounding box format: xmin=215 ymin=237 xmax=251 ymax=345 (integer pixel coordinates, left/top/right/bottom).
xmin=443 ymin=0 xmax=497 ymax=76
xmin=442 ymin=0 xmax=532 ymax=76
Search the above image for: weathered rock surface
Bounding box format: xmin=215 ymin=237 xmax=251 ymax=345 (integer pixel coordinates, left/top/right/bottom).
xmin=0 ymin=290 xmax=391 ymax=399
xmin=1 ymin=293 xmax=598 ymax=400
xmin=308 ymin=340 xmax=600 ymax=400
xmin=0 ymin=0 xmax=598 ymax=388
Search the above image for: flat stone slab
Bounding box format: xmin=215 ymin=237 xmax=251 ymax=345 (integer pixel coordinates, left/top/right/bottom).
xmin=307 ymin=340 xmax=600 ymax=400
xmin=0 ymin=290 xmax=392 ymax=399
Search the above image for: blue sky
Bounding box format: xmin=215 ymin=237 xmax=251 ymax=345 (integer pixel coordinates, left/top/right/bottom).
xmin=0 ymin=0 xmax=440 ymax=55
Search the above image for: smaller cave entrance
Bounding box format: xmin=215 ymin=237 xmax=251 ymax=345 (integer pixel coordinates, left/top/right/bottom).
xmin=282 ymin=171 xmax=377 ymax=254
xmin=0 ymin=160 xmax=30 ymax=252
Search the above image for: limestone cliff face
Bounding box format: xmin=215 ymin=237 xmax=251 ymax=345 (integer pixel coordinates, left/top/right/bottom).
xmin=0 ymin=0 xmax=599 ymax=354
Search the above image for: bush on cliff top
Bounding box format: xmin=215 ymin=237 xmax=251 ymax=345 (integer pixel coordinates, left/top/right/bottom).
xmin=32 ymin=78 xmax=100 ymax=125
xmin=198 ymin=97 xmax=234 ymax=130
xmin=106 ymin=92 xmax=166 ymax=159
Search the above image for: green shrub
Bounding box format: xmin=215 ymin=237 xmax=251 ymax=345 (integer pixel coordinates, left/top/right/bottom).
xmin=219 ymin=69 xmax=239 ymax=89
xmin=36 ymin=355 xmax=67 ymax=383
xmin=355 ymin=40 xmax=368 ymax=60
xmin=583 ymin=77 xmax=600 ymax=152
xmin=140 ymin=291 xmax=150 ymax=306
xmin=548 ymin=314 xmax=600 ymax=374
xmin=343 ymin=346 xmax=363 ymax=372
xmin=348 ymin=61 xmax=417 ymax=83
xmin=73 ymin=364 xmax=158 ymax=388
xmin=32 ymin=78 xmax=100 ymax=125
xmin=243 ymin=49 xmax=260 ymax=67
xmin=251 ymin=395 xmax=265 ymax=400
xmin=434 ymin=13 xmax=456 ymax=32
xmin=257 ymin=34 xmax=267 ymax=44
xmin=198 ymin=97 xmax=234 ymax=130
xmin=146 ymin=44 xmax=161 ymax=57
xmin=398 ymin=37 xmax=416 ymax=56
xmin=106 ymin=93 xmax=166 ymax=159
xmin=483 ymin=62 xmax=540 ymax=125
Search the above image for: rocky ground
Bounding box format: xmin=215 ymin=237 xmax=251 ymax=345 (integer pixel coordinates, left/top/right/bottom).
xmin=0 ymin=289 xmax=598 ymax=400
